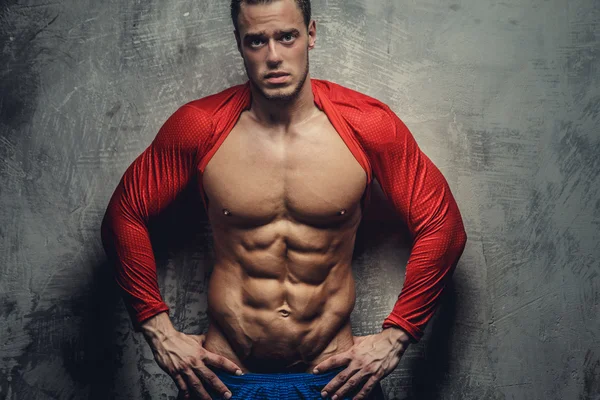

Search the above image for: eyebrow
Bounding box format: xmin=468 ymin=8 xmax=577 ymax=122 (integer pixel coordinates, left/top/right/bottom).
xmin=243 ymin=28 xmax=300 ymax=40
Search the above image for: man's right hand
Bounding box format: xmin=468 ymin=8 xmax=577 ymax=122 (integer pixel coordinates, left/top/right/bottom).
xmin=141 ymin=313 xmax=243 ymax=400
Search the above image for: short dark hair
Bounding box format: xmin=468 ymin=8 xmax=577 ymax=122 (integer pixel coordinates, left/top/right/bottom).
xmin=230 ymin=0 xmax=311 ymax=32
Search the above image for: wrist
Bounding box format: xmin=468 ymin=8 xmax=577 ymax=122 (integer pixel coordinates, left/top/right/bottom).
xmin=140 ymin=312 xmax=177 ymax=346
xmin=383 ymin=326 xmax=412 ymax=347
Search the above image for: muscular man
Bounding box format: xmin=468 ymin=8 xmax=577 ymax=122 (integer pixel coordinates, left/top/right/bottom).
xmin=101 ymin=1 xmax=467 ymax=399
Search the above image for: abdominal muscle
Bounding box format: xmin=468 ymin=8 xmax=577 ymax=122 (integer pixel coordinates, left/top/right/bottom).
xmin=202 ymin=217 xmax=360 ymax=374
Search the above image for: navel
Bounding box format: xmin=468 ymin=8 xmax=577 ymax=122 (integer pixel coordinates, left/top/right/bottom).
xmin=279 ymin=309 xmax=290 ymax=318
xmin=223 ymin=208 xmax=232 ymax=216
xmin=337 ymin=209 xmax=347 ymax=216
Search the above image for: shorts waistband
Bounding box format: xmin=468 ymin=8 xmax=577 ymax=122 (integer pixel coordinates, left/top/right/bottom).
xmin=211 ymin=365 xmax=346 ymax=386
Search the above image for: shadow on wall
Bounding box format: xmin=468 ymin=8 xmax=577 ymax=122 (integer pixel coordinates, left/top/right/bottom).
xmin=70 ymin=261 xmax=122 ymax=399
xmin=4 ymin=267 xmax=122 ymax=399
xmin=63 ymin=178 xmax=209 ymax=399
xmin=410 ymin=282 xmax=458 ymax=399
xmin=147 ymin=176 xmax=213 ymax=258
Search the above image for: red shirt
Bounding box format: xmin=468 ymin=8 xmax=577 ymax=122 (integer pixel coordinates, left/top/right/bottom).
xmin=101 ymin=79 xmax=467 ymax=342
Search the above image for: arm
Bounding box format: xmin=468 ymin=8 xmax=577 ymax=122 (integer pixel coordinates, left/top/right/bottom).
xmin=101 ymin=105 xmax=244 ymax=399
xmin=372 ymin=106 xmax=468 ymax=343
xmin=100 ymin=104 xmax=213 ymax=332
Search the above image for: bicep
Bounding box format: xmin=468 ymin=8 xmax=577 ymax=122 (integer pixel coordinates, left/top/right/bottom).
xmin=371 ymin=107 xmax=462 ymax=241
xmin=116 ymin=104 xmax=212 ymax=222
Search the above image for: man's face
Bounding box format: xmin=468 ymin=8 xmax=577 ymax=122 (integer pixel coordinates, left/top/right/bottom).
xmin=235 ymin=0 xmax=316 ymax=103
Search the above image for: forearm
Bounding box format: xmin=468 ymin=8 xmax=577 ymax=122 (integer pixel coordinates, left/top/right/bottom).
xmin=101 ymin=198 xmax=170 ymax=330
xmin=383 ymin=215 xmax=467 ymax=342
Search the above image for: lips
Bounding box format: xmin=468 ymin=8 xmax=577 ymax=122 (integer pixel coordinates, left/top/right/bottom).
xmin=265 ymin=72 xmax=289 ymax=78
xmin=265 ymin=72 xmax=290 ymax=84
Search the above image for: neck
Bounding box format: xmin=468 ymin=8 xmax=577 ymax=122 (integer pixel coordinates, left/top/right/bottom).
xmin=248 ymin=75 xmax=316 ymax=129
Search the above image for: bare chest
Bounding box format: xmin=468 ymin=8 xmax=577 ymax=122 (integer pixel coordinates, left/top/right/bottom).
xmin=201 ymin=111 xmax=367 ymax=226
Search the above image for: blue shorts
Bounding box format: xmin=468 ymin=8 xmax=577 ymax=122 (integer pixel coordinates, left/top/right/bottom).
xmin=205 ymin=366 xmax=385 ymax=400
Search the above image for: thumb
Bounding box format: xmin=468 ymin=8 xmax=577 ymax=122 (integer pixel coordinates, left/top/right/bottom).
xmin=191 ymin=334 xmax=206 ymax=346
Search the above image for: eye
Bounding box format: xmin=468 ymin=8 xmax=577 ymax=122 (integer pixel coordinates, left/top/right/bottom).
xmin=281 ymin=33 xmax=295 ymax=43
xmin=250 ymin=38 xmax=265 ymax=48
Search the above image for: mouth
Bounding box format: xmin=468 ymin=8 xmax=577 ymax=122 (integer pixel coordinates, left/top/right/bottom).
xmin=265 ymin=72 xmax=290 ymax=84
xmin=265 ymin=71 xmax=289 ymax=78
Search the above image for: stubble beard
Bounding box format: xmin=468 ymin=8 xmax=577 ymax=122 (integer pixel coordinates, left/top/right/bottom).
xmin=245 ymin=50 xmax=310 ymax=105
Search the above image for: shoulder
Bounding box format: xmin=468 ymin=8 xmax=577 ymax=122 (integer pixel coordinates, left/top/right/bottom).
xmin=184 ymin=83 xmax=248 ymax=117
xmin=155 ymin=83 xmax=247 ymax=147
xmin=152 ymin=84 xmax=240 ymax=145
xmin=313 ymin=79 xmax=404 ymax=149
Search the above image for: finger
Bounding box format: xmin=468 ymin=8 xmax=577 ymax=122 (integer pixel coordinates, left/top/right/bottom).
xmin=351 ymin=375 xmax=380 ymax=400
xmin=173 ymin=374 xmax=190 ymax=400
xmin=193 ymin=364 xmax=233 ymax=400
xmin=177 ymin=391 xmax=189 ymax=400
xmin=314 ymin=353 xmax=350 ymax=374
xmin=320 ymin=367 xmax=359 ymax=399
xmin=177 ymin=389 xmax=193 ymax=400
xmin=182 ymin=368 xmax=212 ymax=400
xmin=330 ymin=369 xmax=369 ymax=400
xmin=203 ymin=351 xmax=244 ymax=375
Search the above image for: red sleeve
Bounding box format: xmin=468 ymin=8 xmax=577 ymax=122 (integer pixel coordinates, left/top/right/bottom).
xmin=100 ymin=104 xmax=213 ymax=331
xmin=371 ymin=105 xmax=467 ymax=343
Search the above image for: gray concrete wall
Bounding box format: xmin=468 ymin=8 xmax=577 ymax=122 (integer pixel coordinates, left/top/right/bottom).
xmin=1 ymin=0 xmax=598 ymax=399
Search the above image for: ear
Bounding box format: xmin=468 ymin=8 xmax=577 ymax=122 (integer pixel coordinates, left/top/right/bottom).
xmin=234 ymin=29 xmax=242 ymax=56
xmin=307 ymin=20 xmax=317 ymax=50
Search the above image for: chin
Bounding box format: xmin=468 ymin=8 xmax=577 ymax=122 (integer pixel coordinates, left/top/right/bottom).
xmin=262 ymin=81 xmax=304 ymax=102
xmin=264 ymin=88 xmax=296 ymax=101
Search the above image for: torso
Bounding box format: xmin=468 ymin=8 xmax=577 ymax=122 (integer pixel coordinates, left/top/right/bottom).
xmin=201 ymin=106 xmax=367 ymax=373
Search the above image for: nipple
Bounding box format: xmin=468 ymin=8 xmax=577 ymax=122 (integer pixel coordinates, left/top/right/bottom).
xmin=223 ymin=208 xmax=232 ymax=216
xmin=337 ymin=209 xmax=347 ymax=216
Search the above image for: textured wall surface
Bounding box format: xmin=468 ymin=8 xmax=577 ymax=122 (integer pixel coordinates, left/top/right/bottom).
xmin=1 ymin=0 xmax=599 ymax=399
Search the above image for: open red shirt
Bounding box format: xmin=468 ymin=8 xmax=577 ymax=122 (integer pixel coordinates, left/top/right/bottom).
xmin=101 ymin=79 xmax=467 ymax=342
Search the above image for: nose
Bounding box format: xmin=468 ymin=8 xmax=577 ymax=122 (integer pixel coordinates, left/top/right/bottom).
xmin=266 ymin=39 xmax=282 ymax=66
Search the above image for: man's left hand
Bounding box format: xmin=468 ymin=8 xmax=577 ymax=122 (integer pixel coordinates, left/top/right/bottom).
xmin=313 ymin=328 xmax=411 ymax=400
